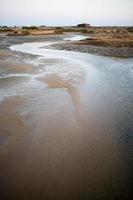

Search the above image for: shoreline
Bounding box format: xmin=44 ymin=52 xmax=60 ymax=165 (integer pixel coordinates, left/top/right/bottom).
xmin=51 ymin=42 xmax=133 ymax=58
xmin=1 ymin=25 xmax=133 ymax=58
xmin=0 ymin=32 xmax=133 ymax=58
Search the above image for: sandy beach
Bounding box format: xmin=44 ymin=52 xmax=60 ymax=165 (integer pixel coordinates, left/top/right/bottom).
xmin=0 ymin=34 xmax=133 ymax=199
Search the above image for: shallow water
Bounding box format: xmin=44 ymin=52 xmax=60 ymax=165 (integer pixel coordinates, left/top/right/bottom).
xmin=0 ymin=35 xmax=133 ymax=199
xmin=63 ymin=35 xmax=89 ymax=41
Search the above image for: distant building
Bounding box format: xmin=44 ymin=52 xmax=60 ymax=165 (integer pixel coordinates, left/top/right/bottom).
xmin=40 ymin=25 xmax=46 ymax=28
xmin=39 ymin=25 xmax=46 ymax=29
xmin=77 ymin=23 xmax=90 ymax=28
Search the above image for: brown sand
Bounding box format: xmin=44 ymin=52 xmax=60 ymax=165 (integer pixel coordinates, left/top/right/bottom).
xmin=0 ymin=87 xmax=128 ymax=200
xmin=0 ymin=72 xmax=129 ymax=200
xmin=0 ymin=60 xmax=38 ymax=74
xmin=0 ymin=38 xmax=131 ymax=199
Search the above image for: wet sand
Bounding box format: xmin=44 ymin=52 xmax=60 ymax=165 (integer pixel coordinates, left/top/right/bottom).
xmin=0 ymin=35 xmax=133 ymax=199
xmin=0 ymin=79 xmax=130 ymax=200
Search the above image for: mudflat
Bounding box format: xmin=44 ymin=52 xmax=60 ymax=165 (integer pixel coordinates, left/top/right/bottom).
xmin=0 ymin=34 xmax=132 ymax=200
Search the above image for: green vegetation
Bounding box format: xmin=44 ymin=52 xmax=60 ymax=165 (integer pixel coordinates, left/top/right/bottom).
xmin=80 ymin=29 xmax=88 ymax=33
xmin=1 ymin=26 xmax=8 ymax=28
xmin=84 ymin=38 xmax=133 ymax=48
xmin=55 ymin=27 xmax=64 ymax=34
xmin=87 ymin=30 xmax=94 ymax=34
xmin=22 ymin=29 xmax=29 ymax=35
xmin=55 ymin=27 xmax=82 ymax=33
xmin=127 ymin=27 xmax=133 ymax=33
xmin=22 ymin=26 xmax=38 ymax=30
xmin=0 ymin=26 xmax=13 ymax=32
xmin=63 ymin=28 xmax=80 ymax=32
xmin=80 ymin=29 xmax=94 ymax=34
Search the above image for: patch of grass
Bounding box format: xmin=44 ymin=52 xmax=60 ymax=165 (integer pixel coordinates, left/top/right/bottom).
xmin=55 ymin=27 xmax=64 ymax=34
xmin=87 ymin=30 xmax=95 ymax=34
xmin=79 ymin=38 xmax=133 ymax=48
xmin=22 ymin=26 xmax=38 ymax=30
xmin=127 ymin=27 xmax=133 ymax=33
xmin=0 ymin=27 xmax=13 ymax=32
xmin=63 ymin=29 xmax=77 ymax=32
xmin=56 ymin=27 xmax=81 ymax=32
xmin=80 ymin=29 xmax=94 ymax=34
xmin=80 ymin=29 xmax=88 ymax=33
xmin=22 ymin=30 xmax=29 ymax=35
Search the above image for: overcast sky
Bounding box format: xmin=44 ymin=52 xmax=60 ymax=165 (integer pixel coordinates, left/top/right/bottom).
xmin=0 ymin=0 xmax=133 ymax=26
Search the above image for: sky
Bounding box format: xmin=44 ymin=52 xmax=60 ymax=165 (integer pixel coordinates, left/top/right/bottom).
xmin=0 ymin=0 xmax=133 ymax=26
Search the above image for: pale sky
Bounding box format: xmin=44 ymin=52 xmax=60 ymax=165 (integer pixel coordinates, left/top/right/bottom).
xmin=0 ymin=0 xmax=133 ymax=26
